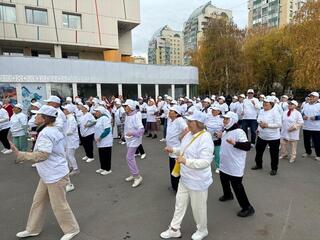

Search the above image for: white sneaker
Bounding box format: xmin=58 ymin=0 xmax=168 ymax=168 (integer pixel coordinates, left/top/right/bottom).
xmin=141 ymin=153 xmax=146 ymax=159
xmin=134 ymin=153 xmax=141 ymax=157
xmin=315 ymin=157 xmax=320 ymax=162
xmin=31 ymin=163 xmax=37 ymax=168
xmin=100 ymin=170 xmax=112 ymax=176
xmin=289 ymin=159 xmax=295 ymax=163
xmin=82 ymin=156 xmax=88 ymax=161
xmin=3 ymin=149 xmax=13 ymax=154
xmin=191 ymin=230 xmax=208 ymax=240
xmin=121 ymin=141 xmax=126 ymax=145
xmin=160 ymin=228 xmax=181 ymax=239
xmin=66 ymin=183 xmax=75 ymax=192
xmin=250 ymin=144 xmax=255 ymax=148
xmin=125 ymin=175 xmax=134 ymax=182
xmin=69 ymin=169 xmax=80 ymax=176
xmin=60 ymin=230 xmax=80 ymax=240
xmin=16 ymin=230 xmax=40 ymax=238
xmin=1 ymin=149 xmax=7 ymax=153
xmin=132 ymin=176 xmax=143 ymax=188
xmin=96 ymin=169 xmax=104 ymax=174
xmin=160 ymin=138 xmax=166 ymax=142
xmin=86 ymin=158 xmax=94 ymax=163
xmin=302 ymin=153 xmax=311 ymax=158
xmin=279 ymin=155 xmax=287 ymax=160
xmin=215 ymin=168 xmax=220 ymax=174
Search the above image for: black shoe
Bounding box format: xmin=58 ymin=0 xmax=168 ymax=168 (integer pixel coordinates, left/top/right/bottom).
xmin=237 ymin=206 xmax=255 ymax=217
xmin=270 ymin=170 xmax=277 ymax=176
xmin=251 ymin=165 xmax=262 ymax=170
xmin=152 ymin=134 xmax=157 ymax=139
xmin=219 ymin=195 xmax=234 ymax=202
xmin=146 ymin=134 xmax=152 ymax=138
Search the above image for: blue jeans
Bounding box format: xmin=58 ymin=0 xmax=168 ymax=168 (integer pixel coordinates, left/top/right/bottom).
xmin=241 ymin=119 xmax=258 ymax=144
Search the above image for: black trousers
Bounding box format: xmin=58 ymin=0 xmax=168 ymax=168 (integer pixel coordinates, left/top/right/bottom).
xmin=0 ymin=128 xmax=10 ymax=149
xmin=82 ymin=134 xmax=94 ymax=158
xmin=135 ymin=144 xmax=145 ymax=155
xmin=98 ymin=146 xmax=112 ymax=171
xmin=142 ymin=119 xmax=147 ymax=133
xmin=303 ymin=130 xmax=320 ymax=157
xmin=220 ymin=171 xmax=251 ymax=210
xmin=169 ymin=157 xmax=180 ymax=191
xmin=255 ymin=137 xmax=280 ymax=171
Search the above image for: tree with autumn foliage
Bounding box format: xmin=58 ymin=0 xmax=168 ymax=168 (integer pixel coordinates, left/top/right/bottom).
xmin=190 ymin=18 xmax=245 ymax=95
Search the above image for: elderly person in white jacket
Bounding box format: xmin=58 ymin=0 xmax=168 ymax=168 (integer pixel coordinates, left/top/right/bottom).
xmin=0 ymin=101 xmax=12 ymax=154
xmin=280 ymin=100 xmax=304 ymax=163
xmin=62 ymin=105 xmax=80 ymax=175
xmin=160 ymin=111 xmax=214 ymax=240
xmin=251 ymin=97 xmax=282 ymax=176
xmin=10 ymin=103 xmax=28 ymax=151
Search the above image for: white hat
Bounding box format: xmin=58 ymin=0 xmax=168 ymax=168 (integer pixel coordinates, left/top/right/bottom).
xmin=44 ymin=96 xmax=61 ymax=104
xmin=271 ymin=92 xmax=276 ymax=96
xmin=247 ymin=89 xmax=254 ymax=94
xmin=211 ymin=95 xmax=216 ymax=100
xmin=222 ymin=111 xmax=239 ymax=122
xmin=62 ymin=104 xmax=74 ymax=113
xmin=263 ymin=96 xmax=274 ymax=103
xmin=66 ymin=97 xmax=72 ymax=102
xmin=158 ymin=96 xmax=163 ymax=99
xmin=309 ymin=92 xmax=319 ymax=97
xmin=169 ymin=105 xmax=181 ymax=115
xmin=76 ymin=102 xmax=83 ymax=106
xmin=75 ymin=97 xmax=82 ymax=104
xmin=185 ymin=111 xmax=207 ymax=123
xmin=289 ymin=100 xmax=298 ymax=106
xmin=239 ymin=94 xmax=245 ymax=98
xmin=167 ymin=96 xmax=173 ymax=101
xmin=170 ymin=100 xmax=177 ymax=105
xmin=32 ymin=105 xmax=58 ymax=117
xmin=31 ymin=102 xmax=42 ymax=109
xmin=232 ymin=96 xmax=238 ymax=100
xmin=281 ymin=95 xmax=288 ymax=99
xmin=14 ymin=103 xmax=23 ymax=109
xmin=83 ymin=105 xmax=90 ymax=111
xmin=115 ymin=98 xmax=122 ymax=105
xmin=210 ymin=106 xmax=221 ymax=111
xmin=203 ymin=98 xmax=211 ymax=103
xmin=218 ymin=96 xmax=225 ymax=101
xmin=259 ymin=94 xmax=265 ymax=98
xmin=179 ymin=97 xmax=184 ymax=101
xmin=122 ymin=99 xmax=136 ymax=110
xmin=94 ymin=106 xmax=107 ymax=114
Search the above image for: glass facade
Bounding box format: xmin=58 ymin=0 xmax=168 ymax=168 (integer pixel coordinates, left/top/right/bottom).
xmin=122 ymin=84 xmax=138 ymax=99
xmin=51 ymin=83 xmax=72 ymax=99
xmin=26 ymin=8 xmax=48 ymax=25
xmin=77 ymin=83 xmax=97 ymax=98
xmin=0 ymin=4 xmax=16 ymax=22
xmin=159 ymin=84 xmax=171 ymax=97
xmin=63 ymin=12 xmax=81 ymax=29
xmin=141 ymin=84 xmax=155 ymax=98
xmin=189 ymin=84 xmax=198 ymax=98
xmin=175 ymin=84 xmax=186 ymax=98
xmin=101 ymin=84 xmax=118 ymax=98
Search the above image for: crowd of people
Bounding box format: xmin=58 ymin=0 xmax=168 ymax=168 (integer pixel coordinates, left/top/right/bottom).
xmin=0 ymin=89 xmax=319 ymax=240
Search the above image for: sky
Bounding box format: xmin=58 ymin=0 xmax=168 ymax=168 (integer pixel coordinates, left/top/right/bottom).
xmin=132 ymin=0 xmax=248 ymax=59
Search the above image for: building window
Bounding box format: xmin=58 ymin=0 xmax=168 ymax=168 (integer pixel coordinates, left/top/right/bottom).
xmin=26 ymin=7 xmax=48 ymax=25
xmin=63 ymin=12 xmax=81 ymax=29
xmin=0 ymin=4 xmax=16 ymax=22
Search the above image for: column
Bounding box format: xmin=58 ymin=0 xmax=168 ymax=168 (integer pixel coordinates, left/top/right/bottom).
xmin=97 ymin=83 xmax=102 ymax=99
xmin=46 ymin=83 xmax=51 ymax=98
xmin=16 ymin=83 xmax=22 ymax=103
xmin=171 ymin=84 xmax=175 ymax=99
xmin=72 ymin=83 xmax=77 ymax=99
xmin=186 ymin=84 xmax=190 ymax=98
xmin=118 ymin=84 xmax=123 ymax=96
xmin=155 ymin=84 xmax=159 ymax=98
xmin=23 ymin=47 xmax=32 ymax=56
xmin=54 ymin=44 xmax=62 ymax=58
xmin=138 ymin=84 xmax=142 ymax=98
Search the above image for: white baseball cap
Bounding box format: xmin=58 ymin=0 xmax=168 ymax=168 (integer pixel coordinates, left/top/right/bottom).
xmin=247 ymin=89 xmax=254 ymax=94
xmin=14 ymin=103 xmax=23 ymax=109
xmin=263 ymin=96 xmax=274 ymax=103
xmin=32 ymin=105 xmax=58 ymax=117
xmin=66 ymin=97 xmax=72 ymax=102
xmin=62 ymin=104 xmax=74 ymax=113
xmin=169 ymin=105 xmax=181 ymax=115
xmin=122 ymin=99 xmax=136 ymax=110
xmin=210 ymin=95 xmax=216 ymax=100
xmin=309 ymin=92 xmax=319 ymax=97
xmin=185 ymin=111 xmax=207 ymax=123
xmin=221 ymin=111 xmax=239 ymax=122
xmin=203 ymin=98 xmax=211 ymax=103
xmin=239 ymin=94 xmax=245 ymax=98
xmin=288 ymin=100 xmax=298 ymax=106
xmin=281 ymin=95 xmax=288 ymax=99
xmin=83 ymin=105 xmax=90 ymax=111
xmin=210 ymin=106 xmax=221 ymax=111
xmin=259 ymin=94 xmax=265 ymax=98
xmin=31 ymin=102 xmax=42 ymax=109
xmin=232 ymin=96 xmax=238 ymax=100
xmin=218 ymin=96 xmax=225 ymax=101
xmin=44 ymin=95 xmax=61 ymax=104
xmin=170 ymin=100 xmax=177 ymax=105
xmin=94 ymin=106 xmax=107 ymax=114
